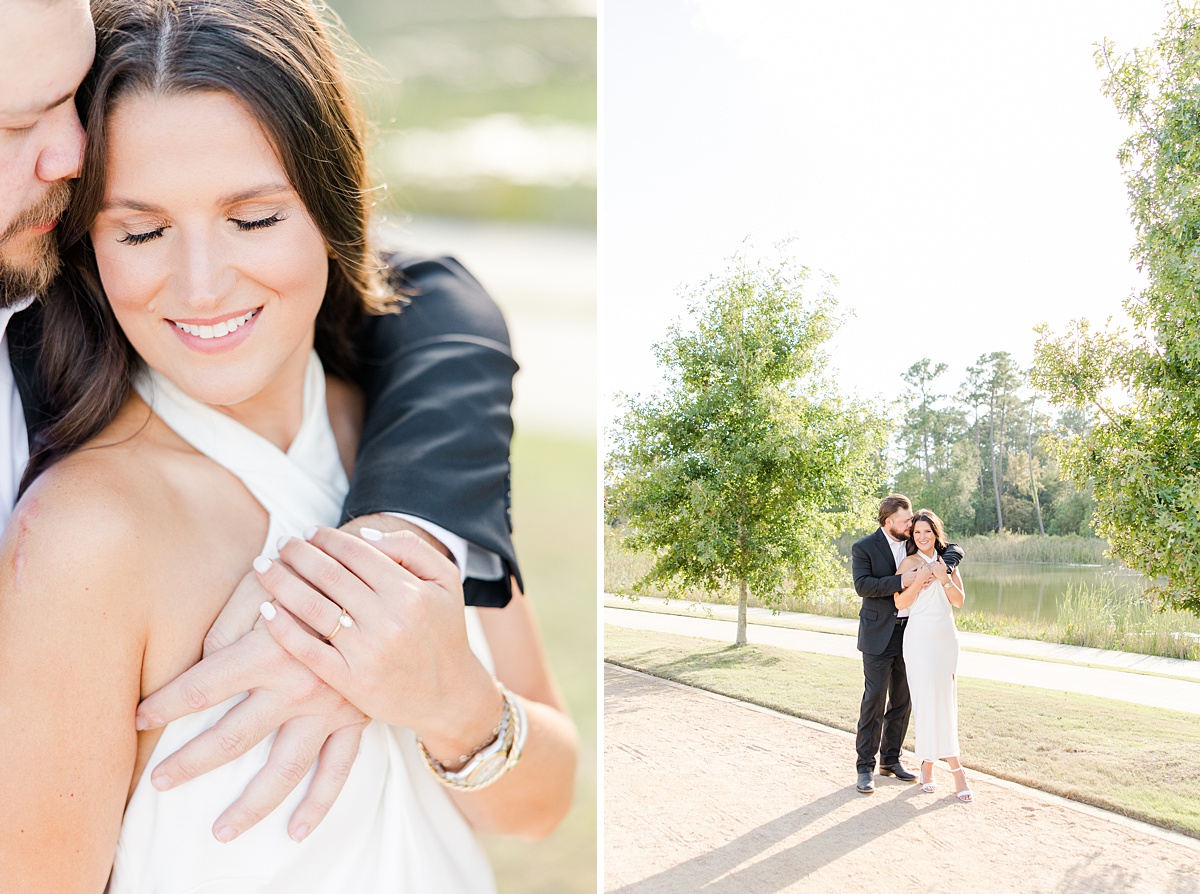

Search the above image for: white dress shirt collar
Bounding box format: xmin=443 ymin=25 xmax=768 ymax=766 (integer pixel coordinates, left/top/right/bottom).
xmin=0 ymin=295 xmax=34 ymax=523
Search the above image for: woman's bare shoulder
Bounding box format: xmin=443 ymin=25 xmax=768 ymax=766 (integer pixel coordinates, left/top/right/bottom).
xmin=5 ymin=408 xmax=181 ymax=614
xmin=896 ymin=554 xmax=921 ymax=573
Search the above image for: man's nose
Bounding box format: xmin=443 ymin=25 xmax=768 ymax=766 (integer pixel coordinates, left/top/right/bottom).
xmin=34 ymin=101 xmax=86 ymax=183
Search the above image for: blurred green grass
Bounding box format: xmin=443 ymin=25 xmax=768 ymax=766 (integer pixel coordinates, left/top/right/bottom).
xmin=329 ymin=0 xmax=595 ymax=225
xmin=485 ymin=431 xmax=596 ymax=893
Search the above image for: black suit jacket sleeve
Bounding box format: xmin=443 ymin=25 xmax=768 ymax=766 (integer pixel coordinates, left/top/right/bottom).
xmin=851 ymin=535 xmax=902 ymax=599
xmin=940 ymin=543 xmax=964 ymax=571
xmin=344 ymin=252 xmax=520 ymax=608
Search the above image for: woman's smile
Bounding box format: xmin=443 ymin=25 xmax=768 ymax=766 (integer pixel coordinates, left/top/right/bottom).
xmin=168 ymin=307 xmax=261 ymax=352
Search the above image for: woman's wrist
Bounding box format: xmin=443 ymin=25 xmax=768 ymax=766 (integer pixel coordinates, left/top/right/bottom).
xmin=417 ymin=666 xmax=506 ymax=771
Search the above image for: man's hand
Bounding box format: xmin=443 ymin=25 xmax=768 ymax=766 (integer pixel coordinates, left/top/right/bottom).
xmin=136 ymin=618 xmax=368 ymax=843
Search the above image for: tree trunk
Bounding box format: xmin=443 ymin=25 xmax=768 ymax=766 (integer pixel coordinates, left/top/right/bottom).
xmin=736 ymin=577 xmax=748 ymax=646
xmin=922 ymin=424 xmax=931 ymax=485
xmin=1028 ymin=410 xmax=1045 ymax=536
xmin=989 ymin=392 xmax=1004 ymax=531
xmin=736 ymin=522 xmax=748 ymax=646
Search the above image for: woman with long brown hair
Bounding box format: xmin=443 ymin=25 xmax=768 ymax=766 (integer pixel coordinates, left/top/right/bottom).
xmin=0 ymin=1 xmax=576 ymax=890
xmin=893 ymin=508 xmax=972 ymax=802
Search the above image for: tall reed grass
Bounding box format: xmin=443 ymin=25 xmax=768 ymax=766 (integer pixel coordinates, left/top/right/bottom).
xmin=832 ymin=531 xmax=1112 ymax=565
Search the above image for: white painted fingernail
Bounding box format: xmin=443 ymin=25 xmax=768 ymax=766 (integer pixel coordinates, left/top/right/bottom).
xmin=290 ymin=823 xmax=311 ymax=842
xmin=360 ymin=527 xmax=382 ymax=542
xmin=259 ymin=601 xmax=277 ymax=621
xmin=253 ymin=555 xmax=272 ymax=574
xmin=276 ymin=534 xmax=292 ymax=551
xmin=303 ymin=525 xmax=319 ymax=541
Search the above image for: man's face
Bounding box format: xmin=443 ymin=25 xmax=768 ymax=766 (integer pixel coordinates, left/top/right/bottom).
xmin=0 ymin=0 xmax=94 ymax=305
xmin=884 ymin=508 xmax=913 ymax=539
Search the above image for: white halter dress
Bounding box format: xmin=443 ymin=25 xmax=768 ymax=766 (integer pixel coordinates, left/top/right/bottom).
xmin=107 ymin=352 xmax=496 ymax=894
xmin=901 ymin=549 xmax=961 ymax=762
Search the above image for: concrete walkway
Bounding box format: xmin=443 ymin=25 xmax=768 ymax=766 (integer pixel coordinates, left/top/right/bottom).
xmin=604 ymin=664 xmax=1200 ymax=894
xmin=604 ymin=596 xmax=1200 ymax=714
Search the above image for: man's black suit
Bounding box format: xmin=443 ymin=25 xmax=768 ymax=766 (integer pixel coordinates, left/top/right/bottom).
xmin=7 ymin=251 xmax=519 ymax=607
xmin=850 ymin=529 xmax=962 ymax=774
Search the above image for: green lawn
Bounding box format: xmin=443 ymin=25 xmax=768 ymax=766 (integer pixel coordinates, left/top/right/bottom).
xmin=606 ymin=626 xmax=1200 ymax=839
xmin=484 ymin=433 xmax=596 ymax=894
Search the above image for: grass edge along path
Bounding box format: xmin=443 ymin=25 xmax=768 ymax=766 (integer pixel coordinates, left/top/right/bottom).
xmin=604 ymin=595 xmax=1200 ymax=684
xmin=605 ymin=625 xmax=1200 ymax=839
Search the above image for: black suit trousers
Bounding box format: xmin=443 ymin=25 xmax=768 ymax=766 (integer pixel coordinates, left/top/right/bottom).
xmin=855 ymin=623 xmax=911 ymax=773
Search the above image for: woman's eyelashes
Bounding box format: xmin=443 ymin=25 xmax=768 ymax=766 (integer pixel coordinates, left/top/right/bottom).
xmin=233 ymin=213 xmax=285 ymax=231
xmin=117 ymin=213 xmax=286 ymax=245
xmin=119 ymin=227 xmax=167 ymax=245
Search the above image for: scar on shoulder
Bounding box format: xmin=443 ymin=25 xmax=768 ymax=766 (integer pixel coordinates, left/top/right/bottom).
xmin=8 ymin=496 xmax=39 ymax=583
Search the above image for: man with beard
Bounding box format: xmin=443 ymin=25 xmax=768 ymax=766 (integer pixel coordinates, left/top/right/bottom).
xmin=0 ymin=0 xmax=523 ymax=843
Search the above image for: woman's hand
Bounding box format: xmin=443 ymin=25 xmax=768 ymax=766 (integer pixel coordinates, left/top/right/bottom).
xmin=254 ymin=527 xmax=505 ymax=770
xmin=931 ymin=558 xmax=951 ymax=584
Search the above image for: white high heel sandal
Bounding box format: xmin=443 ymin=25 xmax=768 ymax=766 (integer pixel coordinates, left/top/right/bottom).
xmin=951 ymin=767 xmax=974 ymax=802
xmin=920 ymin=761 xmax=936 ymax=793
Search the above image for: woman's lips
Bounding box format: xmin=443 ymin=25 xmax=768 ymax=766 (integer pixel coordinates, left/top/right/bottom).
xmin=168 ymin=308 xmax=260 ymax=352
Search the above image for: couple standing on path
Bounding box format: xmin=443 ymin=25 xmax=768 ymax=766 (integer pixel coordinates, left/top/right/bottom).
xmin=851 ymin=494 xmax=973 ymax=802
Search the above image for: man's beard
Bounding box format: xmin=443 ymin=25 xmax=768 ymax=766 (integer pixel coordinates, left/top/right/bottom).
xmin=0 ymin=181 xmax=73 ymax=308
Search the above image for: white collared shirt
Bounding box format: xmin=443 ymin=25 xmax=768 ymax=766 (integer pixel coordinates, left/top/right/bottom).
xmin=0 ymin=296 xmax=33 ymax=526
xmin=882 ymin=527 xmax=910 ymax=618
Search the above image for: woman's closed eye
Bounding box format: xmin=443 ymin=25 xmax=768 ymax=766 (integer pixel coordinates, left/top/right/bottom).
xmin=232 ymin=213 xmax=285 ymax=231
xmin=118 ymin=213 xmax=285 ymax=246
xmin=119 ymin=227 xmax=167 ymax=246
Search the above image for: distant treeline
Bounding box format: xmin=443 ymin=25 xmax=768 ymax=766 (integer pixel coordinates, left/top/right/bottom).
xmin=889 ymin=352 xmax=1093 ymax=538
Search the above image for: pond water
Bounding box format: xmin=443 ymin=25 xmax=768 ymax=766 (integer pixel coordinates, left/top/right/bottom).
xmin=962 ymin=563 xmax=1147 ymax=622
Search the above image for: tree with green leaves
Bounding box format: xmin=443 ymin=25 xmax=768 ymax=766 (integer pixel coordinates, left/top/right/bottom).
xmin=899 ymin=359 xmax=964 ymax=485
xmin=608 ymin=252 xmax=888 ymax=645
xmin=1033 ymin=5 xmax=1200 ymax=613
xmin=963 ymin=352 xmax=1023 ymax=532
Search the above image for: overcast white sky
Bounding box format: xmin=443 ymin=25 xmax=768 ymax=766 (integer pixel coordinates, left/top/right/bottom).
xmin=600 ymin=0 xmax=1167 ymax=423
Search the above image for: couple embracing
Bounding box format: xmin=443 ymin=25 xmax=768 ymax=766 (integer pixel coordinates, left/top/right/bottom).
xmin=0 ymin=0 xmax=576 ymax=890
xmin=851 ymin=494 xmax=974 ymax=802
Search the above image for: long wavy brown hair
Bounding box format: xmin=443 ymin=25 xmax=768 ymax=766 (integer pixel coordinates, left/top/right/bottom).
xmin=22 ymin=0 xmax=392 ymax=493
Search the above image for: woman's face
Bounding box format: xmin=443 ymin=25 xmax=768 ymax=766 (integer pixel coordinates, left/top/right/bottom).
xmin=91 ymin=89 xmax=329 ymax=412
xmin=912 ymin=520 xmax=936 ymax=553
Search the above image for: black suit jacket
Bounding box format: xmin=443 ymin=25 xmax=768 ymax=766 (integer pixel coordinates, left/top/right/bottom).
xmin=8 ymin=251 xmax=520 ymax=607
xmin=850 ymin=529 xmax=964 ymax=655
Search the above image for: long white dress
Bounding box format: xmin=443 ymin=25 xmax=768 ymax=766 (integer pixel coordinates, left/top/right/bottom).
xmin=902 ymin=549 xmax=960 ymax=762
xmin=107 ymin=352 xmax=496 ymax=894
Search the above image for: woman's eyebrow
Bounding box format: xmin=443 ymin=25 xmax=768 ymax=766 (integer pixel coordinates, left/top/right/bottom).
xmin=101 ymin=184 xmax=292 ymax=213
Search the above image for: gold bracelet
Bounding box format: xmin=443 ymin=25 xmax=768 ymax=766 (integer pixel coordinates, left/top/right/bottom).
xmin=418 ymin=684 xmax=528 ymax=792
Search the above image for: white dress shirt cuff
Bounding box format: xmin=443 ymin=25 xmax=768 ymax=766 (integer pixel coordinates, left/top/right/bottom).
xmin=383 ymin=513 xmax=505 ymax=585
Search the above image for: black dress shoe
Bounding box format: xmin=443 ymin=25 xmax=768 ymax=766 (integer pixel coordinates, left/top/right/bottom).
xmin=856 ymin=771 xmax=875 ymax=794
xmin=879 ymin=763 xmax=917 ymax=782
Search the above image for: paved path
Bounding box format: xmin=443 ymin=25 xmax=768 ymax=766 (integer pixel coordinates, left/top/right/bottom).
xmin=604 ymin=664 xmax=1200 ymax=894
xmin=605 ymin=597 xmax=1200 ymax=714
